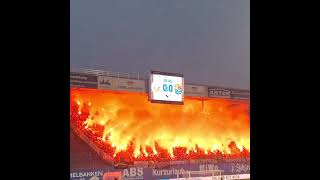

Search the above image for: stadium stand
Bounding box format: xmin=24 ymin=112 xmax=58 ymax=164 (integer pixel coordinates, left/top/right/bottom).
xmin=70 ymin=129 xmax=110 ymax=170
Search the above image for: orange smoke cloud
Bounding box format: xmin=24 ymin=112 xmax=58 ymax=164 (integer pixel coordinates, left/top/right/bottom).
xmin=71 ymin=88 xmax=250 ymax=161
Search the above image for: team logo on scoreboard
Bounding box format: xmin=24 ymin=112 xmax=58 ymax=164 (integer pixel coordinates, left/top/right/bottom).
xmin=152 ymin=84 xmax=161 ymax=93
xmin=175 ymin=84 xmax=183 ymax=95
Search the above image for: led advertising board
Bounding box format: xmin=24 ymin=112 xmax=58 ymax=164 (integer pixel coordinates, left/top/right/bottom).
xmin=149 ymin=71 xmax=184 ymax=104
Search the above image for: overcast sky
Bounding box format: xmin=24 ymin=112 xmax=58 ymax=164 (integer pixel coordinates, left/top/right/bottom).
xmin=71 ymin=0 xmax=250 ymax=89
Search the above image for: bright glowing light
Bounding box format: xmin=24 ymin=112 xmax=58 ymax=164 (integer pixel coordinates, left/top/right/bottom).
xmin=153 ymin=148 xmax=158 ymax=155
xmin=70 ymin=88 xmax=250 ymax=162
xmin=214 ymin=144 xmax=219 ymax=150
xmin=98 ymin=120 xmax=105 ymax=125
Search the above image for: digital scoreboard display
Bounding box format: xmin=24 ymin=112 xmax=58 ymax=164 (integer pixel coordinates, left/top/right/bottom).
xmin=149 ymin=71 xmax=184 ymax=104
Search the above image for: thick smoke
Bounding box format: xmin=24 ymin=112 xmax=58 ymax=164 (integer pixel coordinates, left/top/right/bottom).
xmin=71 ymin=88 xmax=250 ymax=156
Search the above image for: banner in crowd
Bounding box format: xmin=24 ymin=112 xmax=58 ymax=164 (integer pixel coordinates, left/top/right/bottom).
xmin=70 ymin=72 xmax=98 ymax=88
xmin=98 ymin=76 xmax=146 ymax=92
xmin=70 ymin=161 xmax=250 ymax=180
xmin=231 ymin=89 xmax=250 ymax=100
xmin=185 ymin=84 xmax=208 ymax=97
xmin=97 ymin=76 xmax=115 ymax=90
xmin=208 ymin=87 xmax=250 ymax=100
xmin=168 ymin=174 xmax=250 ymax=180
xmin=208 ymin=87 xmax=232 ymax=99
xmin=117 ymin=77 xmax=146 ymax=92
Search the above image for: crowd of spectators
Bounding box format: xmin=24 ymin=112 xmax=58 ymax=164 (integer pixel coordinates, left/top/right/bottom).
xmin=70 ymin=100 xmax=250 ymax=164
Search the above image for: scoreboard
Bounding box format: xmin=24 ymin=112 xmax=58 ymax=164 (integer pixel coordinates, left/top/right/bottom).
xmin=149 ymin=71 xmax=184 ymax=104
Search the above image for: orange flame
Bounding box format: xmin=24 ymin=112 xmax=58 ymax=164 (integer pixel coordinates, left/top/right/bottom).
xmin=71 ymin=88 xmax=250 ymax=162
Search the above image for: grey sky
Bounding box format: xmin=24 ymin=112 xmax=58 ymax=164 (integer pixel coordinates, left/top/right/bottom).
xmin=71 ymin=0 xmax=250 ymax=89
